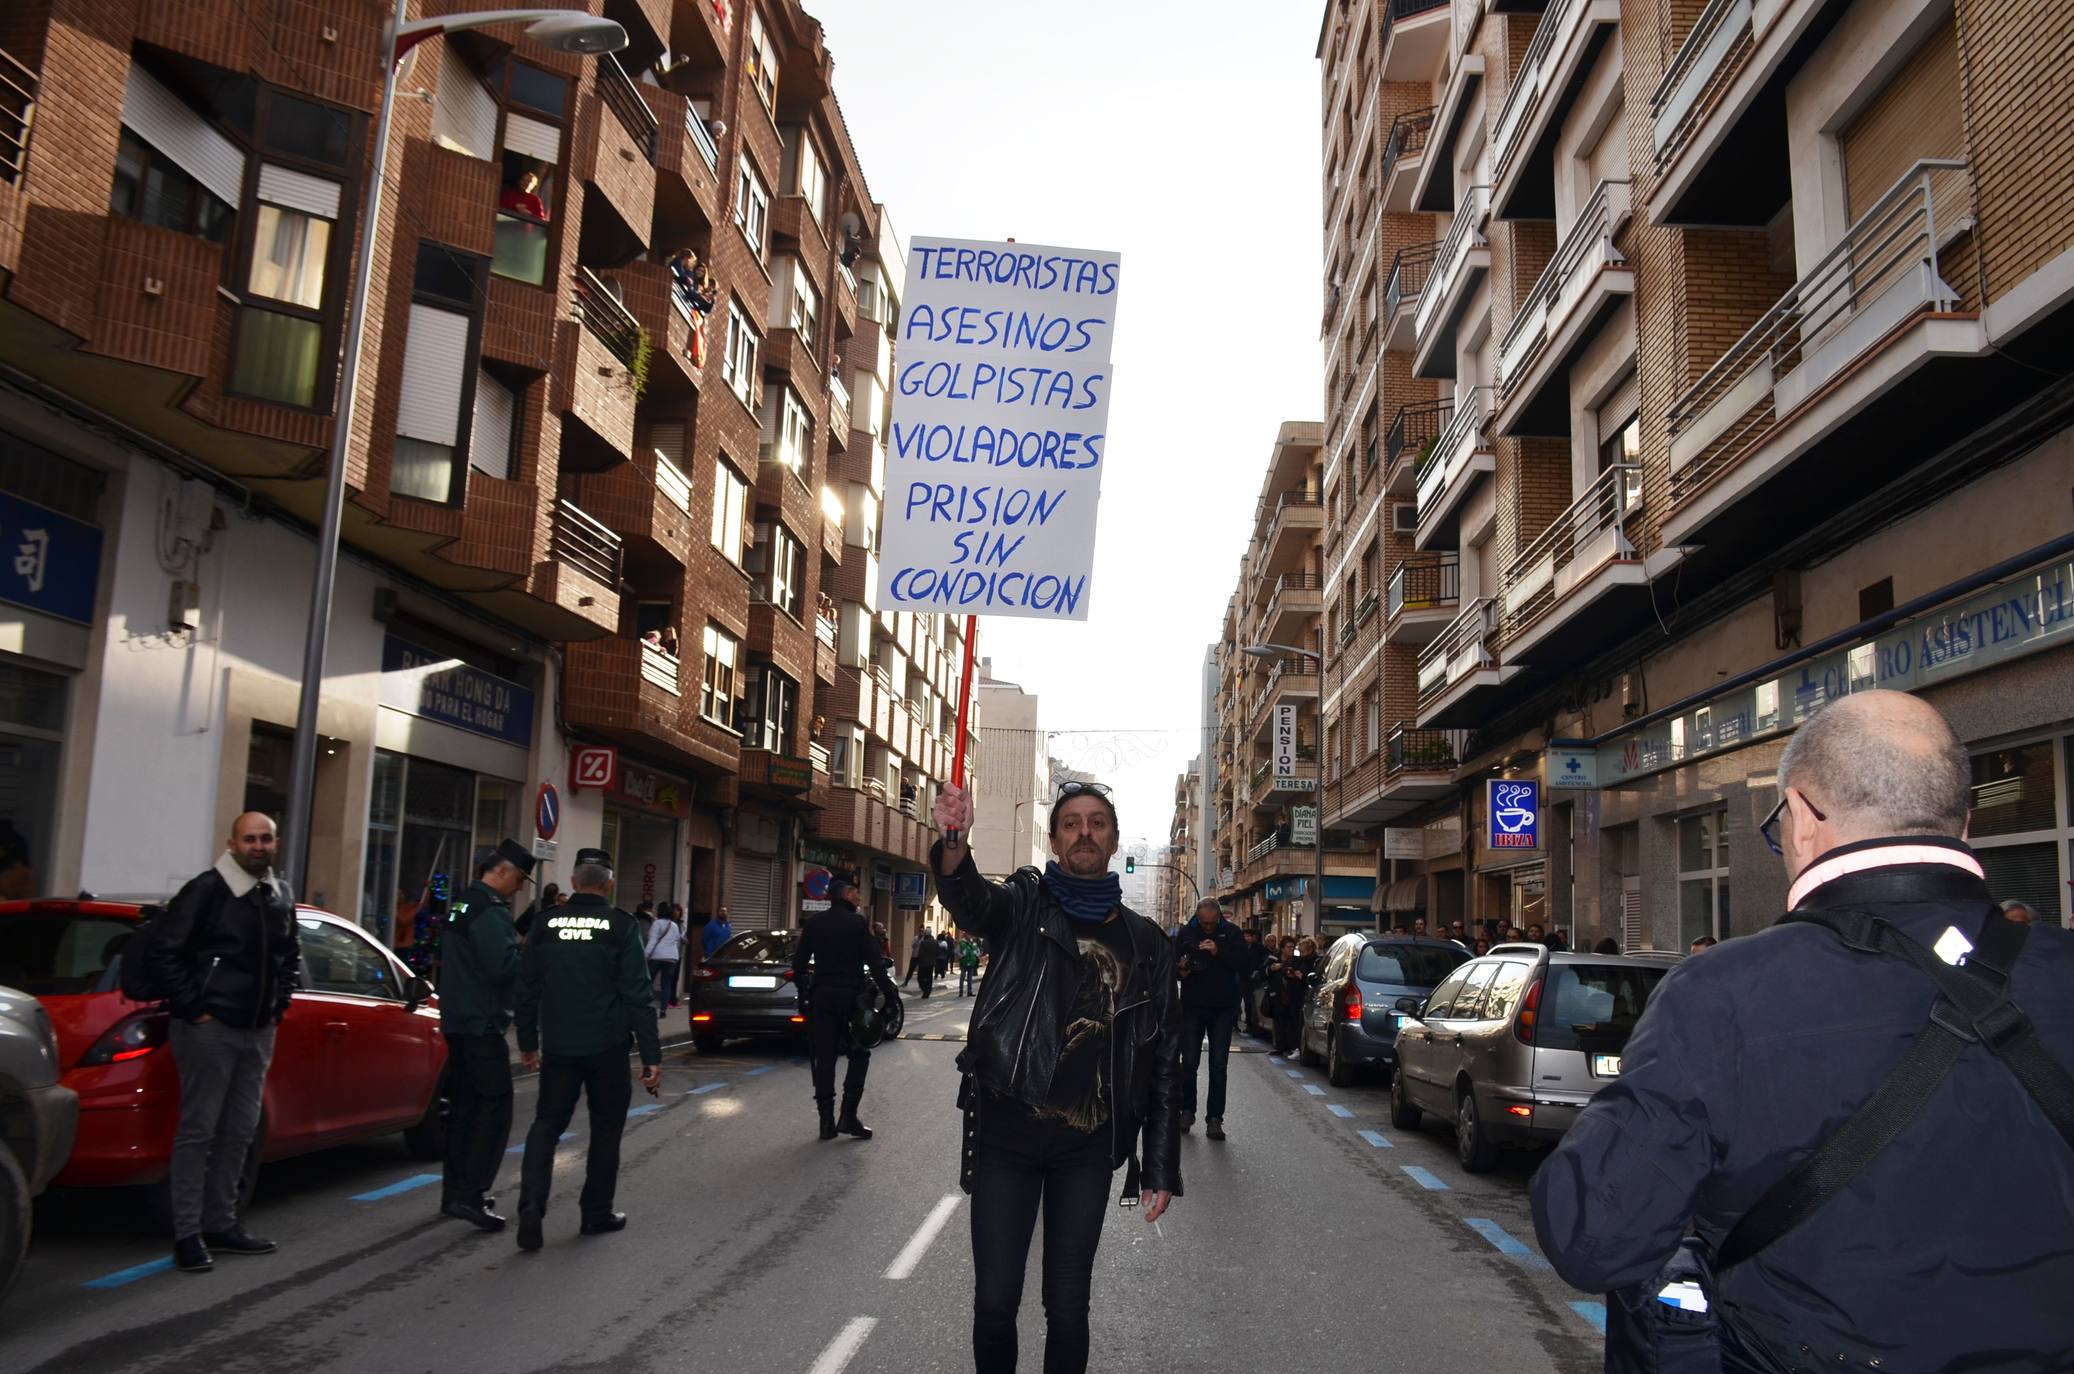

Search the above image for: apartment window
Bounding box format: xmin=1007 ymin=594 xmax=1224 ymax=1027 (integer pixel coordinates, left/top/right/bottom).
xmin=750 ymin=520 xmax=805 ymax=618
xmin=699 ymin=623 xmax=740 ymax=726
xmin=789 ymin=266 xmax=821 ymax=348
xmin=723 ymin=298 xmax=762 ymax=408
xmin=111 ymin=65 xmax=243 ymax=245
xmin=763 ymin=384 xmax=812 ymax=472
xmin=1840 ymin=21 xmax=1968 ymax=225
xmin=109 ymin=128 xmax=235 ymax=243
xmin=1362 ymin=689 xmax=1379 ymax=756
xmin=784 ymin=127 xmax=827 ymax=225
xmin=734 ymin=158 xmax=770 ymax=261
xmin=747 ymin=9 xmax=779 ymax=112
xmin=1597 ymin=373 xmax=1643 ymax=512
xmin=470 ymin=367 xmax=518 ymax=479
xmin=1677 ymin=810 xmax=1731 ymax=945
xmin=742 ymin=667 xmax=798 ymax=752
xmin=485 ymin=58 xmax=567 ymax=287
xmin=710 ymin=457 xmax=749 ymax=565
xmin=391 ymin=244 xmax=488 ymax=504
xmin=830 ymin=726 xmax=864 ymax=787
xmin=230 ymin=164 xmax=346 ymax=409
xmin=1968 ymin=735 xmax=2072 ymax=924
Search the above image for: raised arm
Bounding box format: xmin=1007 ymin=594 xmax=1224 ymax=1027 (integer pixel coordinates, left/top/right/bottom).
xmin=929 ymin=783 xmax=1018 ymax=940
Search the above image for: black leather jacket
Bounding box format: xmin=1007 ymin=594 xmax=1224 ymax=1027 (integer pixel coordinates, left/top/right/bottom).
xmin=933 ymin=845 xmax=1183 ymax=1200
xmin=151 ymin=857 xmax=301 ymax=1029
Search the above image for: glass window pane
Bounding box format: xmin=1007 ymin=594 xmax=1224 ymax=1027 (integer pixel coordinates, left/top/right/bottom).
xmin=1679 ymin=879 xmax=1713 ymax=948
xmin=297 ymin=918 xmax=402 ymax=999
xmin=1969 ymin=743 xmax=2057 ymax=838
xmin=232 ymin=309 xmax=322 ymax=407
xmin=415 ymin=242 xmax=480 ymax=306
xmin=1678 ymin=815 xmax=1706 ymax=872
xmin=504 ymin=62 xmax=567 ymax=116
xmin=1446 ymin=961 xmax=1501 ymax=1021
xmin=393 ymin=437 xmax=458 ymax=503
xmin=492 ymin=213 xmax=549 ymax=285
xmin=247 ymin=204 xmax=331 ymax=308
xmin=1977 ymin=842 xmax=2060 ymax=925
xmin=1536 ymin=965 xmax=1667 ymax=1051
xmin=266 ymin=93 xmax=351 ymax=166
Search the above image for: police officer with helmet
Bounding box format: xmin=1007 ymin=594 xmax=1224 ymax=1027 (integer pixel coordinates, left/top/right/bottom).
xmin=513 ymin=847 xmax=661 ymax=1252
xmin=435 ymin=838 xmax=535 ymax=1232
xmin=792 ymin=869 xmax=891 ymax=1141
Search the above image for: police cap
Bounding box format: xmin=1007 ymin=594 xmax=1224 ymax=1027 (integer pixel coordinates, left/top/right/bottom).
xmin=573 ymin=847 xmax=613 ymax=869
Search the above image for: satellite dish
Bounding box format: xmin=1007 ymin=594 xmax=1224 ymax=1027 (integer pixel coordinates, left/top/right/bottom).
xmin=838 ymin=210 xmax=864 ymax=241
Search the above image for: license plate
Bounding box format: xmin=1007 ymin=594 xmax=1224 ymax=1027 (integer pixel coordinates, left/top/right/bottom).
xmin=728 ymin=975 xmax=779 ymax=990
xmin=1593 ymin=1054 xmax=1623 ymax=1077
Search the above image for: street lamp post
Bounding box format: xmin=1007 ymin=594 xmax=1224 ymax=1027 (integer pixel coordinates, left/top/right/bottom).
xmin=279 ymin=4 xmax=627 ymax=890
xmin=1244 ymin=641 xmax=1323 ymax=935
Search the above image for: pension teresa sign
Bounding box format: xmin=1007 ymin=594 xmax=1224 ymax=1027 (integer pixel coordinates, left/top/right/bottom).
xmin=875 ymin=236 xmax=1121 ymax=622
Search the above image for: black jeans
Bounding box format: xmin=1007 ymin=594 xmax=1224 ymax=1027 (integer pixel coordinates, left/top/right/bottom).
xmin=917 ymin=963 xmax=936 ymax=996
xmin=971 ymin=1096 xmax=1113 ymax=1374
xmin=1179 ymin=1004 xmax=1235 ymax=1120
xmin=518 ymin=1046 xmax=634 ymax=1220
xmin=806 ymin=985 xmax=870 ymax=1109
xmin=442 ymin=1033 xmax=513 ymax=1201
xmin=959 ymin=965 xmax=977 ymax=995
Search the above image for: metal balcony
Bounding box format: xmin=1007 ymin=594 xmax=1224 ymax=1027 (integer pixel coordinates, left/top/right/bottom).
xmin=1380 ymin=0 xmax=1451 ymax=82
xmin=1415 ymin=597 xmax=1516 ymax=727
xmin=554 ymin=499 xmax=625 ymax=589
xmin=1381 ymin=108 xmax=1434 ymax=212
xmin=1385 ymin=552 xmax=1461 ymax=645
xmin=598 ymin=54 xmax=658 ymax=164
xmin=1385 ymin=397 xmax=1452 ymax=495
xmin=1414 ymin=386 xmax=1495 ymax=549
xmin=1490 ymin=0 xmax=1622 ymax=220
xmin=1384 ymin=241 xmax=1439 ymax=352
xmin=1494 ymin=180 xmax=1634 ymax=436
xmin=1498 ymin=462 xmax=1646 ymax=661
xmin=573 ymin=267 xmax=645 ymax=371
xmin=1413 ymin=185 xmax=1492 ymax=378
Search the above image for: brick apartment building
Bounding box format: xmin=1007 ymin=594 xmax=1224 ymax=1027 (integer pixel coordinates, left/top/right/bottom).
xmin=1163 ymin=762 xmax=1200 ymax=928
xmin=1191 ymin=0 xmax=2074 ymax=945
xmin=0 ymin=0 xmax=965 ymax=952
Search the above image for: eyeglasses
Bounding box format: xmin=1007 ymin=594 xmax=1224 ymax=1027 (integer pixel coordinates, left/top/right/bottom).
xmin=1055 ymin=780 xmax=1112 ymax=801
xmin=1760 ymin=789 xmax=1826 ymax=855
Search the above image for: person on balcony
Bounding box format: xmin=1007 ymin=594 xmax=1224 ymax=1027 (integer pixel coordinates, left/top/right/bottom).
xmin=499 ymin=168 xmax=548 ymax=222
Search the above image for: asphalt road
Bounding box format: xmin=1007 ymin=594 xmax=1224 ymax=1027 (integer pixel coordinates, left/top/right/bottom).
xmin=2 ymin=991 xmax=1605 ymax=1371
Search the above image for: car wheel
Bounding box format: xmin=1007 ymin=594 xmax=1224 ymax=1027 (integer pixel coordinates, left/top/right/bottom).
xmin=1326 ymin=1030 xmax=1356 ymax=1088
xmin=402 ymin=1090 xmax=447 ymax=1161
xmin=0 ymin=1144 xmax=29 ymax=1308
xmin=1456 ymin=1087 xmax=1497 ymax=1173
xmin=1389 ymin=1068 xmax=1422 ymax=1130
xmin=692 ymin=1032 xmax=725 ymax=1055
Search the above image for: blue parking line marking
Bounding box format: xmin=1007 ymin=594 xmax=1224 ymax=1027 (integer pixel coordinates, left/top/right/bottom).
xmin=1283 ymin=1069 xmax=1304 ymax=1078
xmin=1358 ymin=1130 xmax=1393 ymax=1148
xmin=1401 ymin=1165 xmax=1450 ymax=1191
xmin=84 ymin=1257 xmax=175 ymax=1290
xmin=627 ymin=1103 xmax=663 ymax=1116
xmin=350 ymin=1173 xmax=442 ymax=1202
xmin=743 ymin=1065 xmax=775 ymax=1077
xmin=1302 ymin=1084 xmax=1327 ymax=1097
xmin=691 ymin=1082 xmax=726 ymax=1095
xmin=1569 ymin=1301 xmax=1607 ymax=1333
xmin=1464 ymin=1218 xmax=1550 ymax=1267
xmin=1328 ymin=1104 xmax=1355 ymax=1118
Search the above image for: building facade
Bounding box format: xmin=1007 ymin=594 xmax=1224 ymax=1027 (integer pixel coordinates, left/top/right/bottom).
xmin=1262 ymin=0 xmax=2074 ymax=944
xmin=969 ymin=659 xmax=1046 ymax=878
xmin=0 ymin=0 xmax=963 ymax=948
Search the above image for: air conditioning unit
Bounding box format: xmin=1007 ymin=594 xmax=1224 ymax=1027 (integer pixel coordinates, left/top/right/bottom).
xmin=1390 ymin=503 xmax=1417 ymax=533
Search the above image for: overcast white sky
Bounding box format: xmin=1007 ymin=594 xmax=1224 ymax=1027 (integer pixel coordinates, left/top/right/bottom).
xmin=806 ymin=0 xmax=1326 ymax=851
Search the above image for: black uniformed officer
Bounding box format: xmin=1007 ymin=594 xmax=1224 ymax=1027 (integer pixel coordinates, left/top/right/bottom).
xmin=792 ymin=870 xmax=888 ymax=1141
xmin=512 ymin=847 xmax=661 ymax=1252
xmin=436 ymin=838 xmax=534 ymax=1231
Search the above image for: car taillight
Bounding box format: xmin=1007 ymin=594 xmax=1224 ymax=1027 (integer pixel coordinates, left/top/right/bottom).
xmin=1513 ymin=976 xmax=1543 ymax=1044
xmin=788 ymin=1014 xmax=806 ymax=1024
xmin=1340 ymin=986 xmax=1363 ymax=1021
xmin=777 ymin=969 xmax=796 ymax=981
xmin=691 ymin=1011 xmax=714 ymax=1023
xmin=692 ymin=966 xmax=720 ymax=981
xmin=79 ymin=1010 xmax=169 ymax=1066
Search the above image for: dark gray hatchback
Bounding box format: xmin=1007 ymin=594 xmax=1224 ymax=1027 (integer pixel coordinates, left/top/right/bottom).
xmin=1299 ymin=936 xmax=1472 ymax=1086
xmin=687 ymin=930 xmax=804 ymax=1052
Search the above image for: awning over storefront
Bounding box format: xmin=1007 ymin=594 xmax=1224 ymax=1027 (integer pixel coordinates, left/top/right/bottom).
xmin=1373 ymin=878 xmax=1425 ymax=913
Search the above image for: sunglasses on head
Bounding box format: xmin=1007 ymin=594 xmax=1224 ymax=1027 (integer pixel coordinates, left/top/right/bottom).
xmin=1760 ymin=789 xmax=1827 ymax=855
xmin=1056 ymin=780 xmax=1112 ymax=801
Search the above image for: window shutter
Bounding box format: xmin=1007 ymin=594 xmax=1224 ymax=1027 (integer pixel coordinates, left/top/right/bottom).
xmin=120 ymin=64 xmax=246 ymax=206
xmin=432 ymin=46 xmax=497 ymax=159
xmin=256 ymin=163 xmax=341 ymax=220
xmin=396 ymin=304 xmax=472 ymax=446
xmin=650 ymin=419 xmax=686 ymax=464
xmin=1598 ymin=372 xmax=1640 ymax=442
xmin=469 ymin=369 xmax=514 ymax=478
xmin=1842 ymin=21 xmax=1966 ymax=223
xmin=503 ymin=112 xmax=562 ymax=165
xmin=1621 ymin=874 xmax=1643 ymax=950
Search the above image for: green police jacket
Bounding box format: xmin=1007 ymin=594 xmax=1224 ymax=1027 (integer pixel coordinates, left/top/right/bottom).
xmin=515 ymin=892 xmax=662 ymax=1064
xmin=438 ymin=880 xmax=520 ymax=1037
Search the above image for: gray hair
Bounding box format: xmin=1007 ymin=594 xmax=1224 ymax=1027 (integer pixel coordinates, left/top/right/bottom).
xmin=2001 ymin=899 xmax=2035 ymax=918
xmin=1195 ymin=898 xmax=1222 ymax=917
xmin=1776 ymin=690 xmax=1970 ymax=840
xmin=570 ymin=861 xmax=615 ymax=893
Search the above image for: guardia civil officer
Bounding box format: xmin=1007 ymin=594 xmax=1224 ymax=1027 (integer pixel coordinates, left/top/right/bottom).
xmin=791 ymin=870 xmax=891 ymax=1141
xmin=436 ymin=839 xmax=534 ymax=1232
xmin=513 ymin=848 xmax=661 ymax=1252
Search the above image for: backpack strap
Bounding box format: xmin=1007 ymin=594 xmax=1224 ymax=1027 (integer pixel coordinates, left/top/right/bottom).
xmin=1719 ymin=906 xmax=2074 ymax=1269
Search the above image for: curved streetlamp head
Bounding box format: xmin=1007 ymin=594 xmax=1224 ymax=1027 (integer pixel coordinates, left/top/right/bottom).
xmin=522 ymin=13 xmax=628 ymax=53
xmin=1243 ymin=641 xmax=1315 ymax=660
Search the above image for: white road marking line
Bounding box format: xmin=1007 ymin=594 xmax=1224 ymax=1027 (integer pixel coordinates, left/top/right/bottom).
xmin=806 ymin=1317 xmax=878 ymax=1374
xmin=884 ymin=1194 xmax=964 ymax=1280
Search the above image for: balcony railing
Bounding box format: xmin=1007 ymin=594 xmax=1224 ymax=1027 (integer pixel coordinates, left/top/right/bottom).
xmin=1264 ymin=572 xmax=1323 ymax=626
xmin=573 ymin=267 xmax=644 ymax=370
xmin=1387 ymin=396 xmax=1453 ymax=471
xmin=1262 ymin=487 xmax=1323 ymax=547
xmin=1417 ymin=597 xmax=1498 ymax=698
xmin=1666 ymin=160 xmax=1968 ymax=502
xmin=1497 ymin=180 xmax=1631 ymax=397
xmin=1500 ymin=462 xmax=1641 ymax=627
xmin=1416 ymin=386 xmax=1493 ymax=519
xmin=599 ymin=53 xmax=658 ymax=164
xmin=640 ymin=641 xmax=680 ymax=694
xmin=815 ymin=608 xmax=839 ymax=647
xmin=1247 ymin=833 xmax=1281 ymax=864
xmin=1383 ymin=107 xmax=1434 ymax=183
xmin=1387 ymin=552 xmax=1461 ymax=620
xmin=1414 ymin=185 xmax=1490 ymax=346
xmin=1354 ymin=589 xmax=1380 ymax=625
xmin=1494 ymin=0 xmax=1596 ymax=181
xmin=685 ymin=104 xmax=720 ymax=169
xmin=0 ymin=47 xmax=34 ymax=184
xmin=810 ymin=742 xmax=831 ymax=774
xmin=554 ymin=499 xmax=624 ymax=588
xmin=1650 ymin=0 xmax=1753 ymax=166
xmin=1382 ymin=0 xmax=1449 ymax=46
xmin=1384 ymin=241 xmax=1440 ymax=325
xmin=1262 ymin=655 xmax=1319 ymax=702
xmin=1387 ymin=724 xmax=1466 ymax=776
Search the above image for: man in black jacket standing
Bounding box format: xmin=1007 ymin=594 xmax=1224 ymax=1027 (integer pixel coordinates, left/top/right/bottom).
xmin=793 ymin=870 xmax=889 ymax=1141
xmin=435 ymin=839 xmax=534 ymax=1231
xmin=1174 ymin=898 xmax=1251 ymax=1139
xmin=933 ymin=778 xmax=1182 ymax=1374
xmin=148 ymin=811 xmax=302 ymax=1274
xmin=1531 ymin=690 xmax=2074 ymax=1369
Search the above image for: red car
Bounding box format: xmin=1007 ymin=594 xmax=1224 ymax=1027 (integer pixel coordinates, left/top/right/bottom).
xmin=0 ymin=899 xmax=448 ymax=1203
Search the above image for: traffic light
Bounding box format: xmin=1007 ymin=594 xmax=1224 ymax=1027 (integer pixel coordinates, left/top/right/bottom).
xmin=1125 ymin=857 xmax=1136 ymax=874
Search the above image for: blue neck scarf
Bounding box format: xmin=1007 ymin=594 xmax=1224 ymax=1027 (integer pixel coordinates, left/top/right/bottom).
xmin=1041 ymin=862 xmax=1121 ymax=922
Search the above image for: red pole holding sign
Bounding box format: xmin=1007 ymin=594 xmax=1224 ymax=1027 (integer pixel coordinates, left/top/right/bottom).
xmin=947 ymin=613 xmax=979 ymax=844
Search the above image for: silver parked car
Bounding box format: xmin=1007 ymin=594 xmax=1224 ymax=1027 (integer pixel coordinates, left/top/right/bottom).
xmin=1389 ymin=943 xmax=1680 ymax=1171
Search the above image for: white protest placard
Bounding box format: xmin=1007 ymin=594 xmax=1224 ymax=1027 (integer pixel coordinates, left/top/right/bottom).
xmin=874 ymin=236 xmax=1121 ymax=621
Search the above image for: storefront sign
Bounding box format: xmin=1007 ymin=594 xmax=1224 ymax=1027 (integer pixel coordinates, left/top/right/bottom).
xmin=1274 ymin=704 xmax=1299 ymax=786
xmin=1220 ymin=866 xmax=1235 ymax=887
xmin=381 ymin=636 xmax=534 ymax=747
xmin=1424 ymin=815 xmax=1462 ymax=859
xmin=1488 ymin=779 xmax=1540 ymax=850
xmin=1382 ymin=828 xmax=1423 ymax=860
xmin=1546 ymin=742 xmax=1599 ymax=789
xmin=572 ymin=745 xmax=617 ymax=790
xmin=894 ymin=871 xmax=927 ymax=910
xmin=1264 ymin=877 xmax=1305 ymax=902
xmin=1291 ymin=805 xmax=1317 ymax=847
xmin=0 ymin=490 xmax=103 ymax=626
xmin=740 ymin=749 xmax=813 ymax=793
xmin=610 ymin=760 xmax=690 ymax=818
xmin=802 ymin=842 xmax=852 ymax=869
xmin=535 ymin=782 xmax=560 ymax=840
xmin=1599 ymin=557 xmax=2074 ymax=787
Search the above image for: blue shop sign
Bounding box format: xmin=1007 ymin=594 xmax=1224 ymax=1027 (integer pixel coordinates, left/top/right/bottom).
xmin=0 ymin=491 xmax=103 ymax=625
xmin=1488 ymin=779 xmax=1540 ymax=850
xmin=380 ymin=635 xmax=534 ymax=747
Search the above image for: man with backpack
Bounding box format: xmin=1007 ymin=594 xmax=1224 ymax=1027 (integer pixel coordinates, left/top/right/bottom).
xmin=141 ymin=812 xmax=303 ymax=1275
xmin=1531 ymin=690 xmax=2074 ymax=1370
